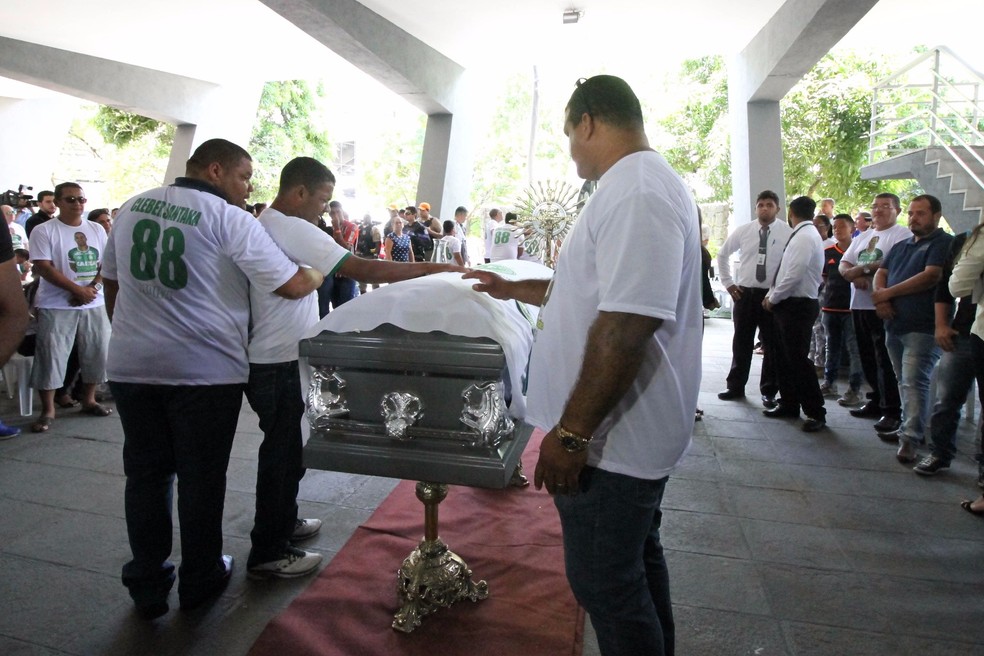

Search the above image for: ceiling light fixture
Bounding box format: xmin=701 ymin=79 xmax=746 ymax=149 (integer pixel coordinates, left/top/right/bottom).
xmin=563 ymin=9 xmax=583 ymax=24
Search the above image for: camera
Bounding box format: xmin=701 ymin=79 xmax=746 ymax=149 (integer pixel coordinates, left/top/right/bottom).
xmin=0 ymin=184 xmax=37 ymax=208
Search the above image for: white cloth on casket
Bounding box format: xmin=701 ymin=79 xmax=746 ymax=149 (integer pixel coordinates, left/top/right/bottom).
xmin=300 ymin=259 xmax=552 ymax=430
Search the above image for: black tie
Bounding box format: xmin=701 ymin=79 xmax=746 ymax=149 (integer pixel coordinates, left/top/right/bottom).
xmin=756 ymin=226 xmax=768 ymax=282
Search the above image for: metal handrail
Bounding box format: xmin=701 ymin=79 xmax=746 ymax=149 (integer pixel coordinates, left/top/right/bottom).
xmin=868 ymin=46 xmax=984 ymax=168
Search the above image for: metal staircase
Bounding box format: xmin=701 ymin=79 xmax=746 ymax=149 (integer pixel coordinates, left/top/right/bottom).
xmin=860 ymin=46 xmax=984 ymax=233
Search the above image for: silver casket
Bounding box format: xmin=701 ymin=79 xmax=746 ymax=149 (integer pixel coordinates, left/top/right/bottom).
xmin=299 ymin=261 xmax=552 ymax=489
xmin=300 ymin=325 xmax=531 ymax=488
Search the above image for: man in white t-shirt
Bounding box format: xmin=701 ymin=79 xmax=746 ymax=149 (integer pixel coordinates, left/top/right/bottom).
xmin=453 ymin=206 xmax=470 ymax=266
xmin=431 ymin=219 xmax=464 ymax=266
xmin=245 ymin=157 xmax=465 ymax=581
xmin=839 ymin=193 xmax=912 ymax=433
xmin=464 ymin=75 xmax=700 ymax=656
xmin=483 ymin=208 xmax=503 ymax=263
xmin=489 ymin=212 xmax=525 ymax=262
xmin=29 ymin=182 xmax=112 ymax=433
xmin=102 ymin=139 xmax=325 ymax=619
xmin=2 ymin=205 xmax=28 ymax=251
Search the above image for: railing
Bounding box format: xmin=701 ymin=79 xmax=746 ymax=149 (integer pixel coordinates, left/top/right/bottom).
xmin=868 ymin=46 xmax=984 ymax=190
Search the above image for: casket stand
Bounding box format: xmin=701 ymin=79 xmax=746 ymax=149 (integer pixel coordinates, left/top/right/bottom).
xmin=300 ymin=325 xmax=533 ymax=633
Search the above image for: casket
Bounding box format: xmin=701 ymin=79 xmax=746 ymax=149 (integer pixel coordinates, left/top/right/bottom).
xmin=300 ymin=324 xmax=533 ymax=489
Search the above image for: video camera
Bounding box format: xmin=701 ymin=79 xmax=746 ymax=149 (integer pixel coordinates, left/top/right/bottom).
xmin=0 ymin=185 xmax=37 ymax=208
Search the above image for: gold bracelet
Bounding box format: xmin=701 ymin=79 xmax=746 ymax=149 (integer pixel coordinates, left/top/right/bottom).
xmin=555 ymin=424 xmax=592 ymax=453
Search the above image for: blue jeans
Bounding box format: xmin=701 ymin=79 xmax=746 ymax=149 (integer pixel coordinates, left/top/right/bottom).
xmin=928 ymin=334 xmax=984 ymax=462
xmin=244 ymin=361 xmax=306 ymax=565
xmin=886 ymin=331 xmax=941 ymax=445
xmin=331 ymin=276 xmax=360 ymax=308
xmin=822 ymin=312 xmax=863 ymax=390
xmin=316 ymin=276 xmax=334 ymax=318
xmin=554 ymin=467 xmax=673 ymax=656
xmin=113 ymin=382 xmax=243 ymax=607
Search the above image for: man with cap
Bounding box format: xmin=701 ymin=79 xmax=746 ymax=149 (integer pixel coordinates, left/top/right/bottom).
xmin=419 ymin=202 xmax=443 ymax=239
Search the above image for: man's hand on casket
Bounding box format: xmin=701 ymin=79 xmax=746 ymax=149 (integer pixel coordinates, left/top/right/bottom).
xmin=463 ymin=270 xmax=550 ymax=306
xmin=534 ymin=428 xmax=588 ymax=496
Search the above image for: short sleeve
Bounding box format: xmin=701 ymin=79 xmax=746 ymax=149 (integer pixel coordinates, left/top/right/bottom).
xmin=595 ymin=191 xmax=685 ymax=321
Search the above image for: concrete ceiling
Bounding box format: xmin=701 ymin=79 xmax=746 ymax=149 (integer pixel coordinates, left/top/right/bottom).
xmin=0 ymin=0 xmax=980 ymax=98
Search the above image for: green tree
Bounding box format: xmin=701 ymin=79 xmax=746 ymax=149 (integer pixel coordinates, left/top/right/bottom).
xmin=656 ymin=56 xmax=732 ymax=203
xmin=249 ymin=80 xmax=334 ymax=203
xmin=93 ymin=106 xmax=174 ymax=151
xmin=469 ymin=71 xmax=569 ymax=218
xmin=360 ymin=113 xmax=426 ymax=212
xmin=781 ymin=52 xmax=917 ymax=210
xmin=655 ymin=52 xmax=919 ymax=209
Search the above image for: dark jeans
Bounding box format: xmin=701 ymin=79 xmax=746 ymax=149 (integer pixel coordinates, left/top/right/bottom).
xmin=726 ymin=287 xmax=778 ymax=397
xmin=928 ymin=333 xmax=984 ymax=462
xmin=113 ymin=381 xmax=244 ymax=607
xmin=331 ymin=276 xmax=359 ymax=308
xmin=244 ymin=361 xmax=306 ymax=565
xmin=316 ymin=277 xmax=334 ymax=319
xmin=853 ymin=309 xmax=901 ymax=416
xmin=772 ymin=297 xmax=825 ymax=419
xmin=555 ymin=467 xmax=673 ymax=656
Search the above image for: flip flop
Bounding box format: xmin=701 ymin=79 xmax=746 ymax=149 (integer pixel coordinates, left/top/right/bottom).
xmin=959 ymin=499 xmax=984 ymax=517
xmin=80 ymin=403 xmax=113 ymax=417
xmin=55 ymin=397 xmax=80 ymax=409
xmin=31 ymin=416 xmax=53 ymax=433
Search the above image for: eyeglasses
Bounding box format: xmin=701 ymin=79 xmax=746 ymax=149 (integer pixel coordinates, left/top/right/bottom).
xmin=60 ymin=196 xmax=87 ymax=204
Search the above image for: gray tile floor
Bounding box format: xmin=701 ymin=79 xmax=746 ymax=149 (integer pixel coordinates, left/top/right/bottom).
xmin=1 ymin=318 xmax=982 ymax=655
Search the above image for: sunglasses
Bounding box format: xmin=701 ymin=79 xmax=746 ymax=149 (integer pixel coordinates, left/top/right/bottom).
xmin=60 ymin=196 xmax=87 ymax=204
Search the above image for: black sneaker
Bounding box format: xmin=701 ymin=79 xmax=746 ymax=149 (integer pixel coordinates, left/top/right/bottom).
xmin=913 ymin=454 xmax=949 ymax=476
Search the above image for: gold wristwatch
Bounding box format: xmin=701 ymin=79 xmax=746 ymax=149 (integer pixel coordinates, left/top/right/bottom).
xmin=555 ymin=424 xmax=592 ymax=453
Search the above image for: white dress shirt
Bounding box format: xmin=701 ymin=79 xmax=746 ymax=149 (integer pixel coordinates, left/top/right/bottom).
xmin=767 ymin=221 xmax=824 ymax=304
xmin=717 ymin=218 xmax=792 ymax=290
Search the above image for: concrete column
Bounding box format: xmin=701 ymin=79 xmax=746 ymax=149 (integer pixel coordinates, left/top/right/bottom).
xmin=0 ymin=36 xmax=262 ymax=187
xmin=162 ymin=83 xmax=265 ymax=184
xmin=729 ymin=0 xmax=880 ymax=224
xmin=164 ymin=125 xmax=198 ymax=184
xmin=260 ymin=0 xmax=471 ymax=216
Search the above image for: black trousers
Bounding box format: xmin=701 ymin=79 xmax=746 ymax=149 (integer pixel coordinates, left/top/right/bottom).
xmin=772 ymin=297 xmax=825 ymax=419
xmin=725 ymin=287 xmax=778 ymax=397
xmin=853 ymin=309 xmax=901 ymax=416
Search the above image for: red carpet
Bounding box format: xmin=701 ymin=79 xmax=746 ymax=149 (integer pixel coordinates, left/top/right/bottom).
xmin=249 ymin=431 xmax=585 ymax=656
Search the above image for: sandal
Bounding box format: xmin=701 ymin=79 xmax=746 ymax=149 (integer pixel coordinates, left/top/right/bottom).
xmin=959 ymin=499 xmax=984 ymax=517
xmin=80 ymin=403 xmax=113 ymax=417
xmin=31 ymin=416 xmax=54 ymax=433
xmin=55 ymin=396 xmax=80 ymax=409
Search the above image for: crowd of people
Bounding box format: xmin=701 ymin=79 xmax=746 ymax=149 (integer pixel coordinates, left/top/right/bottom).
xmin=0 ymin=74 xmax=702 ymax=655
xmin=8 ymin=72 xmax=982 ymax=656
xmin=715 ymin=189 xmax=984 ymax=518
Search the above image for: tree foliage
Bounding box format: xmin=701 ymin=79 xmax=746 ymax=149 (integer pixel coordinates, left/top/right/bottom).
xmin=781 ymin=53 xmax=916 ymax=210
xmin=656 ymin=56 xmax=732 ymax=203
xmin=656 ymin=52 xmax=919 ymax=210
xmin=94 ymin=106 xmax=174 ymax=153
xmin=360 ymin=114 xmax=426 ymax=210
xmin=248 ymin=80 xmax=334 ymax=203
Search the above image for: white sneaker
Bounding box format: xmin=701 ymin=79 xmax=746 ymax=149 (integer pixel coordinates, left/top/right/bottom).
xmin=837 ymin=389 xmax=862 ymax=406
xmin=247 ymin=546 xmax=322 ymax=579
xmin=291 ymin=518 xmax=322 ymax=541
xmin=819 ymin=382 xmax=838 ymax=397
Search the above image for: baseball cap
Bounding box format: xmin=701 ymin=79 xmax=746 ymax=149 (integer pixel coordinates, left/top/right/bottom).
xmin=419 ymin=202 xmax=431 ymax=211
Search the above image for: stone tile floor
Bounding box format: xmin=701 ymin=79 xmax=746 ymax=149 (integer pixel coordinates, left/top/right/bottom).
xmin=0 ymin=317 xmax=982 ymax=655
